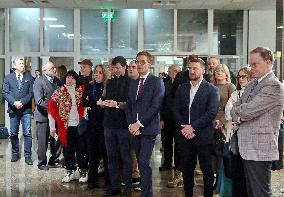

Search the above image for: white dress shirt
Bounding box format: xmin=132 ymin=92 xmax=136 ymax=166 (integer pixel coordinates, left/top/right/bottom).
xmin=189 ymin=79 xmax=203 ymax=124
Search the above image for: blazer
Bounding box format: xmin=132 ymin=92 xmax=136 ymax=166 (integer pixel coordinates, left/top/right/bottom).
xmin=33 ymin=75 xmax=60 ymax=122
xmin=126 ymin=74 xmax=165 ymax=135
xmin=2 ymin=72 xmax=34 ymax=114
xmin=232 ymin=72 xmax=284 ymax=161
xmin=173 ymin=79 xmax=220 ymax=145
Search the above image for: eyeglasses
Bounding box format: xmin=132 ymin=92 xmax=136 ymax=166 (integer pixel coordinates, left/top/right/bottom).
xmin=237 ymin=75 xmax=247 ymax=79
xmin=214 ymin=69 xmax=225 ymax=73
xmin=134 ymin=59 xmax=148 ymax=66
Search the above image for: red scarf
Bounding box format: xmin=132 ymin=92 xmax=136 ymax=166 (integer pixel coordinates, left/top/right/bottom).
xmin=47 ymin=85 xmax=85 ymax=147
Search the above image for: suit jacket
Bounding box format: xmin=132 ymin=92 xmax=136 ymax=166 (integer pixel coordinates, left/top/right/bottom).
xmin=126 ymin=74 xmax=165 ymax=135
xmin=173 ymin=79 xmax=220 ymax=145
xmin=2 ymin=72 xmax=34 ymax=114
xmin=33 ymin=75 xmax=60 ymax=122
xmin=232 ymin=72 xmax=284 ymax=161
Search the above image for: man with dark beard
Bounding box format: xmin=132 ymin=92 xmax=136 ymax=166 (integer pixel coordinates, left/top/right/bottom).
xmin=173 ymin=58 xmax=220 ymax=197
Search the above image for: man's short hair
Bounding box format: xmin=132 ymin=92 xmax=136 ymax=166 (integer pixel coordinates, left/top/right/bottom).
xmin=78 ymin=59 xmax=93 ymax=67
xmin=112 ymin=56 xmax=127 ymax=67
xmin=188 ymin=55 xmax=205 ymax=68
xmin=42 ymin=61 xmax=54 ymax=72
xmin=136 ymin=51 xmax=154 ymax=65
xmin=13 ymin=58 xmax=24 ymax=68
xmin=250 ymin=47 xmax=274 ymax=64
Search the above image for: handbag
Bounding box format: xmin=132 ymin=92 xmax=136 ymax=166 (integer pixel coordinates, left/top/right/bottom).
xmin=230 ymin=130 xmax=239 ymax=155
xmin=0 ymin=126 xmax=9 ymax=139
xmin=37 ymin=97 xmax=48 ymax=116
xmin=223 ymin=143 xmax=233 ymax=178
xmin=213 ymin=128 xmax=225 ymax=156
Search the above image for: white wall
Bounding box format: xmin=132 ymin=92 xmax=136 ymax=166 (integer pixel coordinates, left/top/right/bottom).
xmin=248 ymin=10 xmax=276 ymax=52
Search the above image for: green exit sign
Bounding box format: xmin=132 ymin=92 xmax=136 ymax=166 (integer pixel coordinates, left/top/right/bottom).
xmin=101 ymin=12 xmax=115 ymax=22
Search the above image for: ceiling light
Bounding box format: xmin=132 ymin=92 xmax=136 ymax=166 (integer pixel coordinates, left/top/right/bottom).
xmin=38 ymin=17 xmax=57 ymax=21
xmin=49 ymin=25 xmax=66 ymax=28
xmin=277 ymin=26 xmax=283 ymax=29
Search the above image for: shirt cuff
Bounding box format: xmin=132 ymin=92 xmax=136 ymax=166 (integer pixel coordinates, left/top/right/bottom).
xmin=136 ymin=120 xmax=144 ymax=128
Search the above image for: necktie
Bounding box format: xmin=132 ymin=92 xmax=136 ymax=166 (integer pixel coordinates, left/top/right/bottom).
xmin=248 ymin=80 xmax=258 ymax=99
xmin=17 ymin=74 xmax=21 ymax=90
xmin=137 ymin=78 xmax=144 ymax=97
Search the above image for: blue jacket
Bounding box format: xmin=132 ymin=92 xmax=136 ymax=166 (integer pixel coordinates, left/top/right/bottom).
xmin=173 ymin=79 xmax=220 ymax=145
xmin=2 ymin=72 xmax=34 ymax=114
xmin=126 ymin=74 xmax=165 ymax=135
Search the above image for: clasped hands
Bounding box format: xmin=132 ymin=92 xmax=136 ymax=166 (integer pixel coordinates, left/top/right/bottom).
xmin=181 ymin=124 xmax=196 ymax=139
xmin=128 ymin=122 xmax=141 ymax=136
xmin=97 ymin=98 xmax=118 ymax=108
xmin=14 ymin=101 xmax=23 ymax=109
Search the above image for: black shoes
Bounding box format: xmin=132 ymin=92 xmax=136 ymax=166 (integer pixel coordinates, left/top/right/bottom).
xmin=25 ymin=157 xmax=33 ymax=165
xmin=103 ymin=189 xmax=121 ymax=196
xmin=48 ymin=163 xmax=62 ymax=168
xmin=132 ymin=177 xmax=141 ymax=185
xmin=38 ymin=165 xmax=49 ymax=171
xmin=11 ymin=155 xmax=19 ymax=162
xmin=159 ymin=163 xmax=173 ymax=171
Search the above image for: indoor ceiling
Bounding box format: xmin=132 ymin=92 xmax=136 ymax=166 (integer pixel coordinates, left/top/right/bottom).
xmin=0 ymin=0 xmax=276 ymax=10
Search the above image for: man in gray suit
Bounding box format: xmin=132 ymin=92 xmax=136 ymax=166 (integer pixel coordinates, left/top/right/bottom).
xmin=33 ymin=62 xmax=61 ymax=170
xmin=231 ymin=47 xmax=284 ymax=197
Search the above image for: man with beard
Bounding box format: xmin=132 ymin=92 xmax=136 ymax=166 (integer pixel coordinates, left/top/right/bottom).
xmin=173 ymin=58 xmax=220 ymax=197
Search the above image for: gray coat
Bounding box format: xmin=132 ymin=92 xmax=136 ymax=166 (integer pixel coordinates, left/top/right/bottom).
xmin=33 ymin=75 xmax=59 ymax=122
xmin=232 ymin=72 xmax=284 ymax=161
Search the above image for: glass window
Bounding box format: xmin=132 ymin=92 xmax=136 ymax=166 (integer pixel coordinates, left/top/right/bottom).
xmin=177 ymin=10 xmax=208 ymax=54
xmin=0 ymin=9 xmax=4 ymax=54
xmin=10 ymin=8 xmax=40 ymax=52
xmin=81 ymin=10 xmax=107 ymax=54
xmin=44 ymin=8 xmax=74 ymax=52
xmin=213 ymin=10 xmax=243 ymax=55
xmin=111 ymin=9 xmax=138 ymax=54
xmin=144 ymin=9 xmax=174 ymax=52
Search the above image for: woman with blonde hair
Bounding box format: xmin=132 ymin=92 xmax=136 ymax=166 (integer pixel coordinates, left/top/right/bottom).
xmin=82 ymin=64 xmax=110 ymax=189
xmin=213 ymin=64 xmax=236 ymax=196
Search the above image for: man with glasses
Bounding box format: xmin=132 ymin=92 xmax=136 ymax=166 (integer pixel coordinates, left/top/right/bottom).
xmin=126 ymin=51 xmax=165 ymax=197
xmin=2 ymin=58 xmax=34 ymax=165
xmin=231 ymin=47 xmax=284 ymax=197
xmin=33 ymin=61 xmax=61 ymax=170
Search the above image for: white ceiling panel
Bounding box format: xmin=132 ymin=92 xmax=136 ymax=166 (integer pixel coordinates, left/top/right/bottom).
xmin=0 ymin=0 xmax=276 ymax=10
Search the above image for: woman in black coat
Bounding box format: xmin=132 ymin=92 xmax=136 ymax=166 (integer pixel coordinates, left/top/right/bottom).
xmin=83 ymin=64 xmax=110 ymax=189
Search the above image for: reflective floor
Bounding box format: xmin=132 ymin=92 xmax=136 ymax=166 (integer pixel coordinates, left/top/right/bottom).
xmin=0 ymin=124 xmax=283 ymax=197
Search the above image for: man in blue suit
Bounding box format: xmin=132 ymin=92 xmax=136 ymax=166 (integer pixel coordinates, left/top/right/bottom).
xmin=126 ymin=51 xmax=165 ymax=197
xmin=173 ymin=57 xmax=219 ymax=197
xmin=2 ymin=58 xmax=34 ymax=165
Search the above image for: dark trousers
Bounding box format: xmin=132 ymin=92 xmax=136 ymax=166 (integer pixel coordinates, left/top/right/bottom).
xmin=63 ymin=126 xmax=88 ymax=171
xmin=179 ymin=134 xmax=214 ymax=197
xmin=104 ymin=127 xmax=132 ymax=190
xmin=242 ymin=159 xmax=272 ymax=197
xmin=9 ymin=113 xmax=32 ymax=157
xmin=231 ymin=154 xmax=248 ymax=197
xmin=163 ymin=117 xmax=174 ymax=165
xmin=36 ymin=122 xmax=61 ymax=166
xmin=133 ymin=134 xmax=157 ymax=197
xmin=87 ymin=126 xmax=110 ymax=186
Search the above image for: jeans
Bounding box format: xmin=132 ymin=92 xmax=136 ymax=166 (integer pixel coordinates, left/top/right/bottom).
xmin=104 ymin=127 xmax=132 ymax=190
xmin=9 ymin=113 xmax=32 ymax=157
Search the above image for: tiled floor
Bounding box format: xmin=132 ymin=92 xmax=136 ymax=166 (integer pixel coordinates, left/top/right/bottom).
xmin=0 ymin=125 xmax=283 ymax=197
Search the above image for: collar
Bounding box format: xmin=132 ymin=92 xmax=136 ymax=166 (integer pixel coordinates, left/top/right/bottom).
xmin=190 ymin=78 xmax=203 ymax=88
xmin=15 ymin=71 xmax=23 ymax=76
xmin=44 ymin=74 xmax=53 ymax=82
xmin=258 ymin=71 xmax=273 ymax=83
xmin=139 ymin=72 xmax=150 ymax=80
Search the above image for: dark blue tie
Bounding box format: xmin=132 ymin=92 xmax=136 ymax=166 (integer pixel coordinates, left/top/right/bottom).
xmin=248 ymin=80 xmax=258 ymax=99
xmin=17 ymin=74 xmax=21 ymax=90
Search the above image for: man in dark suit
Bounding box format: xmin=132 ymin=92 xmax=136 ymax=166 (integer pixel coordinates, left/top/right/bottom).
xmin=173 ymin=58 xmax=219 ymax=197
xmin=33 ymin=61 xmax=61 ymax=170
xmin=2 ymin=58 xmax=34 ymax=165
xmin=126 ymin=51 xmax=165 ymax=197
